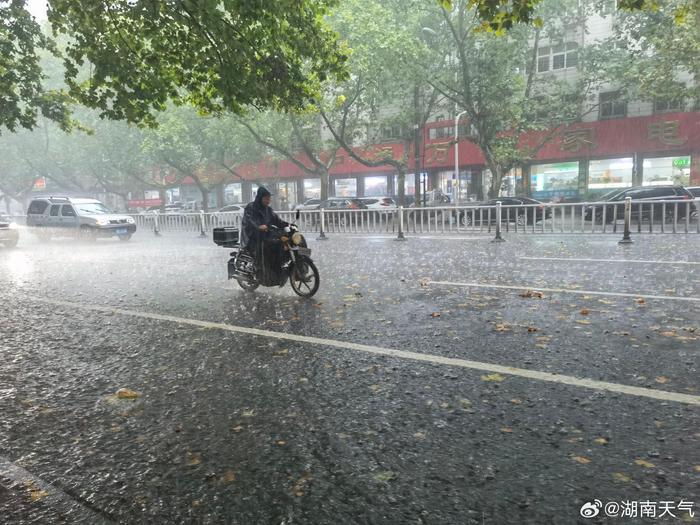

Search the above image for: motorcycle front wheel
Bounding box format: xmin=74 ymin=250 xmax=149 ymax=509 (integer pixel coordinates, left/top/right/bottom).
xmin=290 ymin=256 xmax=320 ymax=298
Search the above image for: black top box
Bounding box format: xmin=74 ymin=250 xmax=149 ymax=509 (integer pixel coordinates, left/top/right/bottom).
xmin=213 ymin=227 xmax=240 ymax=247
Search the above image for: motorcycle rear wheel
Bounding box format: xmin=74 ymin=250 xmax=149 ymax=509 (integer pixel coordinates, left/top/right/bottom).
xmin=290 ymin=256 xmax=320 ymax=298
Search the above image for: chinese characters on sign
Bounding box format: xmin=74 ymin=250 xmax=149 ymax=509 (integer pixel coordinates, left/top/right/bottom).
xmin=580 ymin=499 xmax=695 ymax=519
xmin=424 ymin=142 xmax=451 ymax=164
xmin=648 ymin=120 xmax=687 ymax=146
xmin=561 ymin=128 xmax=596 ymax=152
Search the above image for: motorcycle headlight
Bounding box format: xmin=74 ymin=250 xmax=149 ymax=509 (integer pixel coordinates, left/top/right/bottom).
xmin=291 ymin=232 xmax=303 ymax=245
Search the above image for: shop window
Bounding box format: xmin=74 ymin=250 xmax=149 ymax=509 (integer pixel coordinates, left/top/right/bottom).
xmin=588 ymin=158 xmax=633 ymax=190
xmin=599 ymin=92 xmax=627 ymax=120
xmin=224 ymin=183 xmax=242 ymax=204
xmin=364 ymin=176 xmax=388 ymax=197
xmin=303 ymin=178 xmax=321 ymax=200
xmin=642 ymin=156 xmax=691 ymax=186
xmin=530 ymin=162 xmax=579 ymax=199
xmin=393 ymin=175 xmax=416 ymax=196
xmin=334 ymin=178 xmax=357 ymax=197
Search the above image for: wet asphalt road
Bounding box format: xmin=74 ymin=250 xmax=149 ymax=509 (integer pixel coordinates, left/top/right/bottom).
xmin=0 ymin=228 xmax=699 ymax=524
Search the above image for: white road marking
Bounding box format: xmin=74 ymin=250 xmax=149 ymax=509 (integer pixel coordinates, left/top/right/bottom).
xmin=25 ymin=296 xmax=700 ymax=406
xmin=519 ymin=256 xmax=700 ymax=266
xmin=334 ymin=235 xmax=487 ymax=240
xmin=428 ymin=281 xmax=700 ymax=303
xmin=0 ymin=456 xmax=111 ymax=523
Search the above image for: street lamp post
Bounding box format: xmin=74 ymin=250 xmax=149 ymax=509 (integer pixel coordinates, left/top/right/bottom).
xmin=454 ymin=110 xmax=467 ymax=206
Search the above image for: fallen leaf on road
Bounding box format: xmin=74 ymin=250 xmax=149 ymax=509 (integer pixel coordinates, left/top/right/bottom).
xmin=372 ymin=471 xmax=397 ymax=483
xmin=494 ymin=323 xmax=510 ymax=332
xmin=655 ymin=376 xmax=669 ymax=384
xmin=527 ymin=326 xmax=538 ymax=332
xmin=693 ymin=465 xmax=700 ymax=472
xmin=519 ymin=290 xmax=545 ymax=299
xmin=612 ymin=472 xmax=631 ymax=483
xmin=186 ymin=452 xmax=201 ymax=466
xmin=116 ymin=388 xmax=140 ymax=400
xmin=636 ymin=298 xmax=646 ymax=305
xmin=232 ymin=426 xmax=244 ymax=433
xmin=430 ymin=312 xmax=441 ymax=318
xmin=580 ymin=308 xmax=590 ymax=315
xmin=481 ymin=373 xmax=505 ymax=382
xmin=242 ymin=410 xmax=255 ymax=417
xmin=634 ymin=459 xmax=655 ymax=468
xmin=593 ymin=437 xmax=609 ymax=445
xmin=222 ymin=470 xmax=236 ymax=483
xmin=500 ymin=427 xmax=513 ymax=433
xmin=576 ymin=320 xmax=590 ymax=325
xmin=275 ymin=440 xmax=287 ymax=446
xmin=572 ymin=456 xmax=591 ymax=465
xmin=24 ymin=481 xmax=48 ymax=502
xmin=510 ymin=398 xmax=522 ymax=405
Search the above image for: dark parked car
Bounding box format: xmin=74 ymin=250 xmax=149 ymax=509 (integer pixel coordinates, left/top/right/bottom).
xmin=584 ymin=185 xmax=696 ymax=223
xmin=458 ymin=197 xmax=551 ymax=226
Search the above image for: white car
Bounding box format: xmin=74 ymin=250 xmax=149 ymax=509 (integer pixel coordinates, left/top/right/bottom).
xmin=294 ymin=198 xmax=322 ymax=211
xmin=359 ymin=197 xmax=397 ymax=211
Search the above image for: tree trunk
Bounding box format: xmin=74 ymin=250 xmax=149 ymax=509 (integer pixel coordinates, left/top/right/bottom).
xmin=487 ymin=162 xmax=504 ymax=200
xmin=397 ymin=168 xmax=406 ymax=209
xmin=320 ymin=171 xmax=329 ymax=201
xmin=159 ymin=188 xmax=167 ymax=211
xmin=200 ymin=188 xmax=210 ymax=213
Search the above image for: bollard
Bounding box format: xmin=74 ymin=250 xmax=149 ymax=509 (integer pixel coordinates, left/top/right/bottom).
xmin=317 ymin=208 xmax=328 ymax=240
xmin=619 ymin=196 xmax=633 ymax=244
xmin=396 ymin=206 xmax=406 ymax=241
xmin=199 ymin=210 xmax=207 ymax=237
xmin=492 ymin=201 xmax=505 ymax=242
xmin=153 ymin=211 xmax=161 ymax=236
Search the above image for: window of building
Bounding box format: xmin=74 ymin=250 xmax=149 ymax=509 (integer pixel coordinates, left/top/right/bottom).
xmin=223 ymin=183 xmax=242 ymax=204
xmin=380 ymin=124 xmax=404 ymax=141
xmin=303 ymin=178 xmax=321 ymax=200
xmin=599 ymin=92 xmax=627 ymax=120
xmin=643 ymin=156 xmax=691 ymax=186
xmin=276 ymin=181 xmax=297 ymax=210
xmin=653 ymin=98 xmax=683 ymax=114
xmin=588 ymin=158 xmax=634 ymax=190
xmin=334 ymin=178 xmax=357 ymax=197
xmin=530 ymin=162 xmax=579 ymax=199
xmin=364 ymin=175 xmax=388 ymax=197
xmin=537 ymin=43 xmax=578 ymax=73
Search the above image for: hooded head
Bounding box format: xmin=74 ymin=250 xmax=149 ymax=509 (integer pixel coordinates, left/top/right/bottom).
xmin=255 ymin=186 xmax=272 ymax=207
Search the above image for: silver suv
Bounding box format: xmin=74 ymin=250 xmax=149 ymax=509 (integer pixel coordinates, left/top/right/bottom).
xmin=26 ymin=197 xmax=137 ymax=241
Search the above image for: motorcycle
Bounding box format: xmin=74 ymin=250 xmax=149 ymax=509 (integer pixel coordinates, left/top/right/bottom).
xmin=213 ymin=216 xmax=320 ymax=298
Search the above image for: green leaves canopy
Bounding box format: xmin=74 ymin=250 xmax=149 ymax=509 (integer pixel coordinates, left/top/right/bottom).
xmin=47 ymin=0 xmax=349 ymax=125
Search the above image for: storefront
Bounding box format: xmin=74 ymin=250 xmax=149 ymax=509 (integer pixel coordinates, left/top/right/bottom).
xmin=588 ymin=157 xmax=634 ymax=191
xmin=303 ymin=178 xmax=321 ymax=200
xmin=364 ymin=175 xmax=389 ymax=197
xmin=530 ymin=162 xmax=579 ymax=199
xmin=276 ymin=181 xmax=297 ymax=210
xmin=642 ymin=155 xmax=691 ymax=186
xmin=334 ymin=178 xmax=357 ymax=197
xmin=224 ymin=183 xmax=243 ymax=204
xmin=393 ymin=175 xmax=416 ymax=196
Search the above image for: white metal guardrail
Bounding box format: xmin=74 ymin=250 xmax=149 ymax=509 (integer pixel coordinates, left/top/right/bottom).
xmin=7 ymin=198 xmax=699 ymax=243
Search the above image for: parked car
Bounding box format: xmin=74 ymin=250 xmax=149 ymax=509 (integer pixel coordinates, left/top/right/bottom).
xmin=294 ymin=198 xmax=322 ymax=211
xmin=359 ymin=197 xmax=397 ymax=210
xmin=584 ymin=185 xmax=696 ymax=223
xmin=457 ymin=197 xmax=551 ymax=226
xmin=26 ymin=197 xmax=137 ymax=241
xmin=211 ymin=204 xmax=245 ymax=226
xmin=0 ymin=214 xmax=19 ymax=248
xmin=687 ymin=186 xmax=700 ymax=219
xmin=318 ymin=198 xmax=368 ymax=210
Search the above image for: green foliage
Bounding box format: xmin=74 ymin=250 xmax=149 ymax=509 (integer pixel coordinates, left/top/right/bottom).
xmin=47 ymin=0 xmax=349 ymax=125
xmin=0 ymin=1 xmax=72 ymax=133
